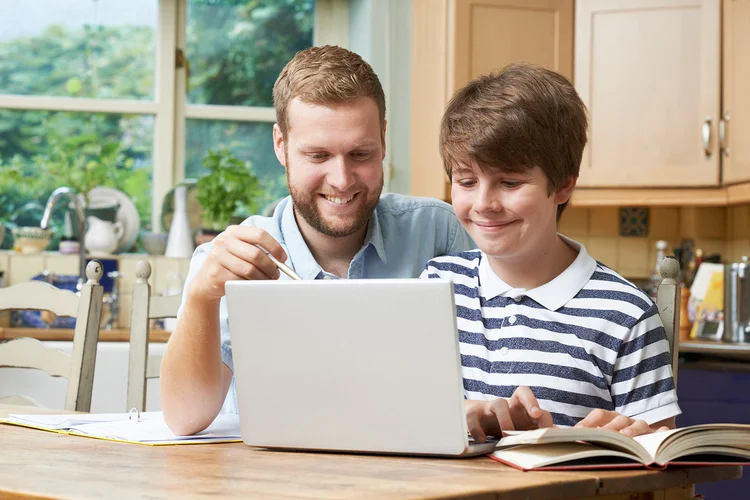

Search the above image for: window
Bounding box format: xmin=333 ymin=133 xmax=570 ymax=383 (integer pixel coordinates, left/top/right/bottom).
xmin=0 ymin=0 xmax=346 ymax=249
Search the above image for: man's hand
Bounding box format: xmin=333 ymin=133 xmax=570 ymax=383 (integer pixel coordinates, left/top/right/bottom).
xmin=575 ymin=409 xmax=674 ymax=437
xmin=189 ymin=226 xmax=288 ymax=301
xmin=465 ymin=386 xmax=554 ymax=443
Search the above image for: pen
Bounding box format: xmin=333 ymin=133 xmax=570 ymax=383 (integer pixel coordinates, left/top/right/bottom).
xmin=254 ymin=244 xmax=303 ymax=280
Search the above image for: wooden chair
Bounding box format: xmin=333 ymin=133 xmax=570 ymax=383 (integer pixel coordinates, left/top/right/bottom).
xmin=127 ymin=260 xmax=182 ymax=412
xmin=0 ymin=260 xmax=104 ymax=412
xmin=656 ymin=256 xmax=681 ymax=386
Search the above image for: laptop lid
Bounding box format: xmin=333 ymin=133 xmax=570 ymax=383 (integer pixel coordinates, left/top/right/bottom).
xmin=225 ymin=278 xmax=473 ymax=455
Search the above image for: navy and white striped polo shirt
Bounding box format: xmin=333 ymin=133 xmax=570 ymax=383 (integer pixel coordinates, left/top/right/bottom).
xmin=420 ymin=236 xmax=681 ymax=427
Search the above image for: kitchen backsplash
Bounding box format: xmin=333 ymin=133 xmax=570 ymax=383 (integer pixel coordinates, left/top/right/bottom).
xmin=559 ymin=204 xmax=750 ymax=279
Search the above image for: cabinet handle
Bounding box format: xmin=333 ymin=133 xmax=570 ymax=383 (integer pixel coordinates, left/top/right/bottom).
xmin=720 ymin=112 xmax=730 ymax=157
xmin=702 ymin=116 xmax=712 ymax=158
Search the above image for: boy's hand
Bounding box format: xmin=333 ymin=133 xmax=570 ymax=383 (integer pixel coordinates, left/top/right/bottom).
xmin=575 ymin=409 xmax=672 ymax=437
xmin=465 ymin=386 xmax=554 ymax=443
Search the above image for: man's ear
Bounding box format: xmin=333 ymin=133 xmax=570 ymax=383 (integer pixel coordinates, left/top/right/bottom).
xmin=273 ymin=123 xmax=287 ymax=168
xmin=553 ymin=175 xmax=578 ymax=205
xmin=381 ymin=120 xmax=388 ymax=160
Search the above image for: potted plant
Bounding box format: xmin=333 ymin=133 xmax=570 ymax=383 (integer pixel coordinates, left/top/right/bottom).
xmin=195 ymin=148 xmax=263 ymax=245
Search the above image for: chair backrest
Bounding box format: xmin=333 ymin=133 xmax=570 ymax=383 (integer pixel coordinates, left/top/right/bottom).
xmin=127 ymin=260 xmax=181 ymax=412
xmin=656 ymin=256 xmax=681 ymax=387
xmin=0 ymin=260 xmax=104 ymax=412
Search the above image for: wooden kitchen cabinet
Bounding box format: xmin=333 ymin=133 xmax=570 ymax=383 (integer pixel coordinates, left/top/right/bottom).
xmin=575 ymin=0 xmax=721 ymax=188
xmin=721 ymin=0 xmax=750 ymax=185
xmin=410 ymin=0 xmax=573 ymax=200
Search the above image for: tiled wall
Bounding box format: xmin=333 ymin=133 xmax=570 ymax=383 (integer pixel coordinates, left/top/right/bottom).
xmin=0 ymin=251 xmax=191 ymax=329
xmin=558 ymin=204 xmax=750 ymax=279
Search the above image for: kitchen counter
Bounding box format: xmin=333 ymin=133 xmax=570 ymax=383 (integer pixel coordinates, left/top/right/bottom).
xmin=0 ymin=326 xmax=170 ymax=343
xmin=680 ymin=339 xmax=750 ymax=360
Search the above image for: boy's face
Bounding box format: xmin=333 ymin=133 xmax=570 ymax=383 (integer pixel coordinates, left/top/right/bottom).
xmin=273 ymin=97 xmax=386 ymax=237
xmin=450 ymin=164 xmax=574 ymax=260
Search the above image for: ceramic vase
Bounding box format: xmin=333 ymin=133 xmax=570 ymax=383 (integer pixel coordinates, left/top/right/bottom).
xmin=165 ymin=185 xmax=195 ymax=258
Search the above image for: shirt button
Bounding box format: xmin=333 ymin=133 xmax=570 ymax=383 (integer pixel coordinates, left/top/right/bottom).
xmin=508 ymin=315 xmax=516 ymax=325
xmin=499 ymin=346 xmax=509 ymax=356
xmin=323 ymin=275 xmax=334 ymax=280
xmin=512 ymin=295 xmax=524 ymax=302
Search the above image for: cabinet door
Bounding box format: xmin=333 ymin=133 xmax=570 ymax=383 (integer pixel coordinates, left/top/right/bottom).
xmin=575 ymin=0 xmax=720 ymax=187
xmin=451 ymin=0 xmax=573 ymax=91
xmin=722 ymin=0 xmax=750 ymax=184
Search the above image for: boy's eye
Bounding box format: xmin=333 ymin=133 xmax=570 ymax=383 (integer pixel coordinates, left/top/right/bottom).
xmin=457 ymin=179 xmax=476 ymax=188
xmin=501 ymin=180 xmax=522 ymax=188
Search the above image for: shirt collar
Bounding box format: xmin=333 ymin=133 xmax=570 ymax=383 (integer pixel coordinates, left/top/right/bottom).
xmin=478 ymin=235 xmax=597 ymax=311
xmin=279 ymin=196 xmax=387 ymax=280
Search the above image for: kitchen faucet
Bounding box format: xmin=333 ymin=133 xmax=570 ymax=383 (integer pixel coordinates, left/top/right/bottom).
xmin=41 ymin=187 xmax=87 ymax=289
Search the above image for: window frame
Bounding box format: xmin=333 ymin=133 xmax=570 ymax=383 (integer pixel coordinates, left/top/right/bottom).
xmin=0 ymin=0 xmax=348 ymax=233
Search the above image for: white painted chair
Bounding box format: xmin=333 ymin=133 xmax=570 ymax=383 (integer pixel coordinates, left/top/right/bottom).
xmin=0 ymin=260 xmax=104 ymax=412
xmin=656 ymin=256 xmax=681 ymax=387
xmin=127 ymin=260 xmax=182 ymax=412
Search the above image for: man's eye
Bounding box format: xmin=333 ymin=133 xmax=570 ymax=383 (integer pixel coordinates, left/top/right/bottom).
xmin=352 ymin=151 xmax=371 ymax=159
xmin=309 ymin=153 xmax=328 ymax=161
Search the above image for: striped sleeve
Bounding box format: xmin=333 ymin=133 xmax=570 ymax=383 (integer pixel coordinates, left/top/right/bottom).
xmin=610 ymin=304 xmax=681 ymax=423
xmin=420 ymin=259 xmax=442 ymax=280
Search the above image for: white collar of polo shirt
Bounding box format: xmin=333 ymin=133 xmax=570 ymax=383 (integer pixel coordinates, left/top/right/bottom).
xmin=477 ymin=234 xmax=598 ymax=311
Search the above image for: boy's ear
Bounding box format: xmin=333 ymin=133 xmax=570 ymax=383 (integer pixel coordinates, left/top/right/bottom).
xmin=553 ymin=176 xmax=578 ymax=205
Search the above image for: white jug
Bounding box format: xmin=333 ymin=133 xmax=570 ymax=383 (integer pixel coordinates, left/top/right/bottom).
xmin=84 ymin=216 xmax=124 ymax=255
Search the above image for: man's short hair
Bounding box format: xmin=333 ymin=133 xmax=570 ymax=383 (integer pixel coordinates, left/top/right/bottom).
xmin=273 ymin=45 xmax=386 ymax=138
xmin=440 ymin=62 xmax=588 ymax=218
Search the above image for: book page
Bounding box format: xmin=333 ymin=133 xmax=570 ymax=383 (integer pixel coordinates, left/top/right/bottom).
xmin=4 ymin=412 xmax=161 ymax=430
xmin=68 ymin=413 xmax=241 ymax=444
xmin=492 ymin=443 xmax=643 ymax=470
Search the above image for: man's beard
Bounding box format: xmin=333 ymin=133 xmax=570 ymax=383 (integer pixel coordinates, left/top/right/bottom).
xmin=287 ymin=168 xmax=383 ymax=238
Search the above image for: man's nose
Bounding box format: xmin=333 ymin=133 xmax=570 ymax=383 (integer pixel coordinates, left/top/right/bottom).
xmin=328 ymin=157 xmax=356 ymax=192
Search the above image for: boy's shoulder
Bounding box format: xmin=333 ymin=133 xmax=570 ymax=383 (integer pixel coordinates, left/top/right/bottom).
xmin=580 ymin=260 xmax=657 ymax=317
xmin=424 ymin=250 xmax=483 ymax=277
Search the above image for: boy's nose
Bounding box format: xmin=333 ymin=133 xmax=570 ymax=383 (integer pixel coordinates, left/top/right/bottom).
xmin=473 ymin=187 xmax=502 ymax=213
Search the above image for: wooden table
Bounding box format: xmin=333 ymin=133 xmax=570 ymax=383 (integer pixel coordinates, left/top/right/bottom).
xmin=0 ymin=405 xmax=742 ymax=500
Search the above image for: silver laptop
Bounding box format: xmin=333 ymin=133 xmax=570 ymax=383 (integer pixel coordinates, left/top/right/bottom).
xmin=225 ymin=278 xmax=498 ymax=457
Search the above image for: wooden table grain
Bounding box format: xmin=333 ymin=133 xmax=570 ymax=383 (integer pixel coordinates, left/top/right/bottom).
xmin=0 ymin=415 xmax=741 ymax=500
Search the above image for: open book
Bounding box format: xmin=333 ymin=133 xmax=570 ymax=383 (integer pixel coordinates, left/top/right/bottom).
xmin=491 ymin=424 xmax=750 ymax=471
xmin=0 ymin=411 xmax=242 ymax=446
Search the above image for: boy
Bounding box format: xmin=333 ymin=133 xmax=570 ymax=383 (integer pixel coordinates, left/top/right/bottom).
xmin=422 ymin=63 xmax=679 ymax=443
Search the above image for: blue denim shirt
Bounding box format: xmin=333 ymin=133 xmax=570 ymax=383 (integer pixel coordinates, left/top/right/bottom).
xmin=179 ymin=193 xmax=473 ymax=412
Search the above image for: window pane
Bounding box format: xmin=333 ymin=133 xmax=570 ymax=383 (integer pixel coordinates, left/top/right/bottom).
xmin=185 ymin=119 xmax=287 ymax=217
xmin=0 ymin=0 xmax=157 ymax=99
xmin=186 ymin=0 xmax=314 ymax=107
xmin=0 ymin=110 xmax=153 ymax=249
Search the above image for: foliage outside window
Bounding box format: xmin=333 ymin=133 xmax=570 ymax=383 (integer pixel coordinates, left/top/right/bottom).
xmin=0 ymin=0 xmax=315 ymax=250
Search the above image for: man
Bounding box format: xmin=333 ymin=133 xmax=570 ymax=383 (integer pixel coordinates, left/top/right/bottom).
xmin=161 ymin=46 xmax=473 ymax=435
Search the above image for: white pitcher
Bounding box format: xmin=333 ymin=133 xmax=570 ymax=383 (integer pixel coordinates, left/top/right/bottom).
xmin=84 ymin=216 xmax=124 ymax=255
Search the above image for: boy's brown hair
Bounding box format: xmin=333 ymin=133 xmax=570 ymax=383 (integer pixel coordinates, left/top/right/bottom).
xmin=273 ymin=45 xmax=386 ymax=138
xmin=440 ymin=62 xmax=588 ymax=219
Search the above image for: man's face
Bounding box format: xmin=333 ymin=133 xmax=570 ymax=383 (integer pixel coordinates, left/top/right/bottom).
xmin=450 ymin=164 xmax=573 ymax=260
xmin=273 ymin=97 xmax=386 ymax=237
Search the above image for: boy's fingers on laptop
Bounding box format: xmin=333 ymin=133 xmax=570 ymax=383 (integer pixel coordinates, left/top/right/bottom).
xmin=465 ymin=409 xmax=487 ymax=443
xmin=508 ymin=386 xmax=543 ymax=424
xmin=228 ymin=226 xmax=288 ymax=262
xmin=489 ymin=398 xmax=515 ymax=434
